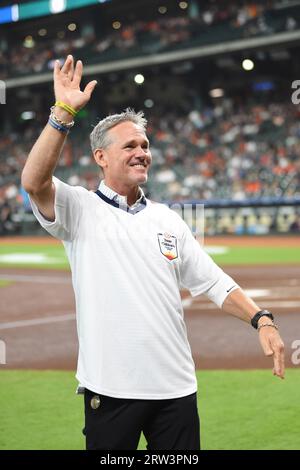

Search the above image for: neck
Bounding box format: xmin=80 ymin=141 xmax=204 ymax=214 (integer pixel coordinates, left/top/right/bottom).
xmin=104 ymin=179 xmax=140 ymax=206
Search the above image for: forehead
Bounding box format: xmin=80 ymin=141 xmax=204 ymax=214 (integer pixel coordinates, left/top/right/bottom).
xmin=108 ymin=121 xmax=148 ymax=144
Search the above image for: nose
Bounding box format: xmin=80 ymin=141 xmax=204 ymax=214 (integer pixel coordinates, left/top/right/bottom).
xmin=139 ymin=146 xmax=149 ymax=156
xmin=136 ymin=147 xmax=150 ymax=160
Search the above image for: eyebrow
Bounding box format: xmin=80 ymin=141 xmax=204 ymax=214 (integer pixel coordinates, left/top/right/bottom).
xmin=122 ymin=139 xmax=149 ymax=147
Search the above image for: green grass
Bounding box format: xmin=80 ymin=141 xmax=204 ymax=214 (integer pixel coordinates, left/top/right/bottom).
xmin=0 ymin=243 xmax=300 ymax=269
xmin=0 ymin=369 xmax=299 ymax=450
xmin=0 ymin=280 xmax=12 ymax=287
xmin=210 ymin=246 xmax=300 ymax=265
xmin=0 ymin=244 xmax=69 ymax=270
xmin=0 ymin=370 xmax=83 ymax=450
xmin=198 ymin=370 xmax=300 ymax=450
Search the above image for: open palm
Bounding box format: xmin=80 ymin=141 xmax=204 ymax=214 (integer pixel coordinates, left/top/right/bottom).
xmin=54 ymin=55 xmax=97 ymax=112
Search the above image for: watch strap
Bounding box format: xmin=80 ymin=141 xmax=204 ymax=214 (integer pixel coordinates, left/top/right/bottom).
xmin=251 ymin=310 xmax=274 ymax=329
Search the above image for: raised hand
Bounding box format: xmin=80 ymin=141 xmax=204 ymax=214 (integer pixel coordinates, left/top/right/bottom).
xmin=54 ymin=55 xmax=97 ymax=113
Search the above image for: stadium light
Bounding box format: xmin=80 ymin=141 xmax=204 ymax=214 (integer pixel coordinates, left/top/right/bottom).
xmin=179 ymin=2 xmax=188 ymax=9
xmin=158 ymin=6 xmax=167 ymax=14
xmin=242 ymin=59 xmax=254 ymax=71
xmin=209 ymin=88 xmax=224 ymax=98
xmin=134 ymin=74 xmax=144 ymax=85
xmin=68 ymin=23 xmax=77 ymax=31
xmin=38 ymin=28 xmax=47 ymax=36
xmin=23 ymin=35 xmax=35 ymax=48
xmin=144 ymin=99 xmax=154 ymax=108
xmin=11 ymin=4 xmax=18 ymax=21
xmin=50 ymin=0 xmax=66 ymax=14
xmin=21 ymin=111 xmax=36 ymax=120
xmin=112 ymin=21 xmax=121 ymax=30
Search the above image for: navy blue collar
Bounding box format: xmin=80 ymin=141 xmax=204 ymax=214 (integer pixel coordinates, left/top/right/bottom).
xmin=95 ymin=189 xmax=147 ymax=215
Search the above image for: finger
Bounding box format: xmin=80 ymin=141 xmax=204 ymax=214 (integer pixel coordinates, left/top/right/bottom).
xmin=273 ymin=355 xmax=284 ymax=379
xmin=67 ymin=56 xmax=74 ymax=80
xmin=273 ymin=347 xmax=285 ymax=379
xmin=260 ymin=335 xmax=273 ymax=356
xmin=54 ymin=59 xmax=61 ymax=79
xmin=83 ymin=80 xmax=98 ymax=99
xmin=72 ymin=60 xmax=83 ymax=87
xmin=61 ymin=55 xmax=73 ymax=74
xmin=278 ymin=344 xmax=285 ymax=379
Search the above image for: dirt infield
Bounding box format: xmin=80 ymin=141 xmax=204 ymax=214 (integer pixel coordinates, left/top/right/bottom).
xmin=0 ymin=258 xmax=299 ymax=372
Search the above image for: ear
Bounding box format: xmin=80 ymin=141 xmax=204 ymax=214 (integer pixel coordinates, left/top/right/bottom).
xmin=93 ymin=148 xmax=107 ymax=171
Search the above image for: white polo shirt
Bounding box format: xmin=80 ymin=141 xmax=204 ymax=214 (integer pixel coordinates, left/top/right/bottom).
xmin=30 ymin=177 xmax=239 ymax=400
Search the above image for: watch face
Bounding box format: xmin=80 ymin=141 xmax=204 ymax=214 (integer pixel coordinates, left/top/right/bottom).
xmin=265 ymin=313 xmax=273 ymax=319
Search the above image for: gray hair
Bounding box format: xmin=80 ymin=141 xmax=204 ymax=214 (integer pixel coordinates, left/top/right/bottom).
xmin=90 ymin=108 xmax=147 ymax=151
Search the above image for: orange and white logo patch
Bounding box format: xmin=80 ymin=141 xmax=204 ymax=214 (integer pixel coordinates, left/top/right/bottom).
xmin=157 ymin=233 xmax=178 ymax=261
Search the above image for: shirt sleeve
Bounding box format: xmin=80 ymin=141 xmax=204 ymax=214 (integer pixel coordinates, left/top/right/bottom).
xmin=29 ymin=176 xmax=83 ymax=242
xmin=179 ymin=222 xmax=239 ymax=308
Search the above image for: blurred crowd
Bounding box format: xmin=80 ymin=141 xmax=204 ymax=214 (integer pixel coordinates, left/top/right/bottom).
xmin=0 ymin=0 xmax=298 ymax=79
xmin=1 ymin=96 xmax=300 ymax=235
xmin=1 ymin=0 xmax=300 ymax=234
xmin=147 ymin=100 xmax=300 ymax=202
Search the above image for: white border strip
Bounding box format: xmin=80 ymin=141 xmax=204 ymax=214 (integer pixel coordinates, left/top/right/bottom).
xmin=0 ymin=313 xmax=75 ymax=330
xmin=0 ymin=274 xmax=71 ymax=284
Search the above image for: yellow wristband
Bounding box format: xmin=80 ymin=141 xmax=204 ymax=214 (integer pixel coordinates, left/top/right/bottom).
xmin=54 ymin=101 xmax=78 ymax=117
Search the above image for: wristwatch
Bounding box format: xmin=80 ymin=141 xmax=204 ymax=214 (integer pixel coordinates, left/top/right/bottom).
xmin=251 ymin=310 xmax=274 ymax=329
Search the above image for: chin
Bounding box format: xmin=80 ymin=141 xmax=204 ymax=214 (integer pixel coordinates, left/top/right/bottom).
xmin=132 ymin=173 xmax=148 ymax=184
xmin=137 ymin=175 xmax=148 ymax=184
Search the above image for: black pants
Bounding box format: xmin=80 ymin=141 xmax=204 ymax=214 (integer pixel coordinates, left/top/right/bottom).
xmin=84 ymin=389 xmax=200 ymax=450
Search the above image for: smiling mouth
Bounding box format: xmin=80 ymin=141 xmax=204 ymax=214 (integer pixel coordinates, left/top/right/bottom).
xmin=129 ymin=163 xmax=147 ymax=168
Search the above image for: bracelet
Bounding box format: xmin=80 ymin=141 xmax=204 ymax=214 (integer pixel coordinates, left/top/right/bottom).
xmin=54 ymin=101 xmax=78 ymax=117
xmin=251 ymin=310 xmax=274 ymax=329
xmin=50 ymin=106 xmax=74 ymax=129
xmin=257 ymin=323 xmax=279 ymax=332
xmin=48 ymin=117 xmax=69 ymax=133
